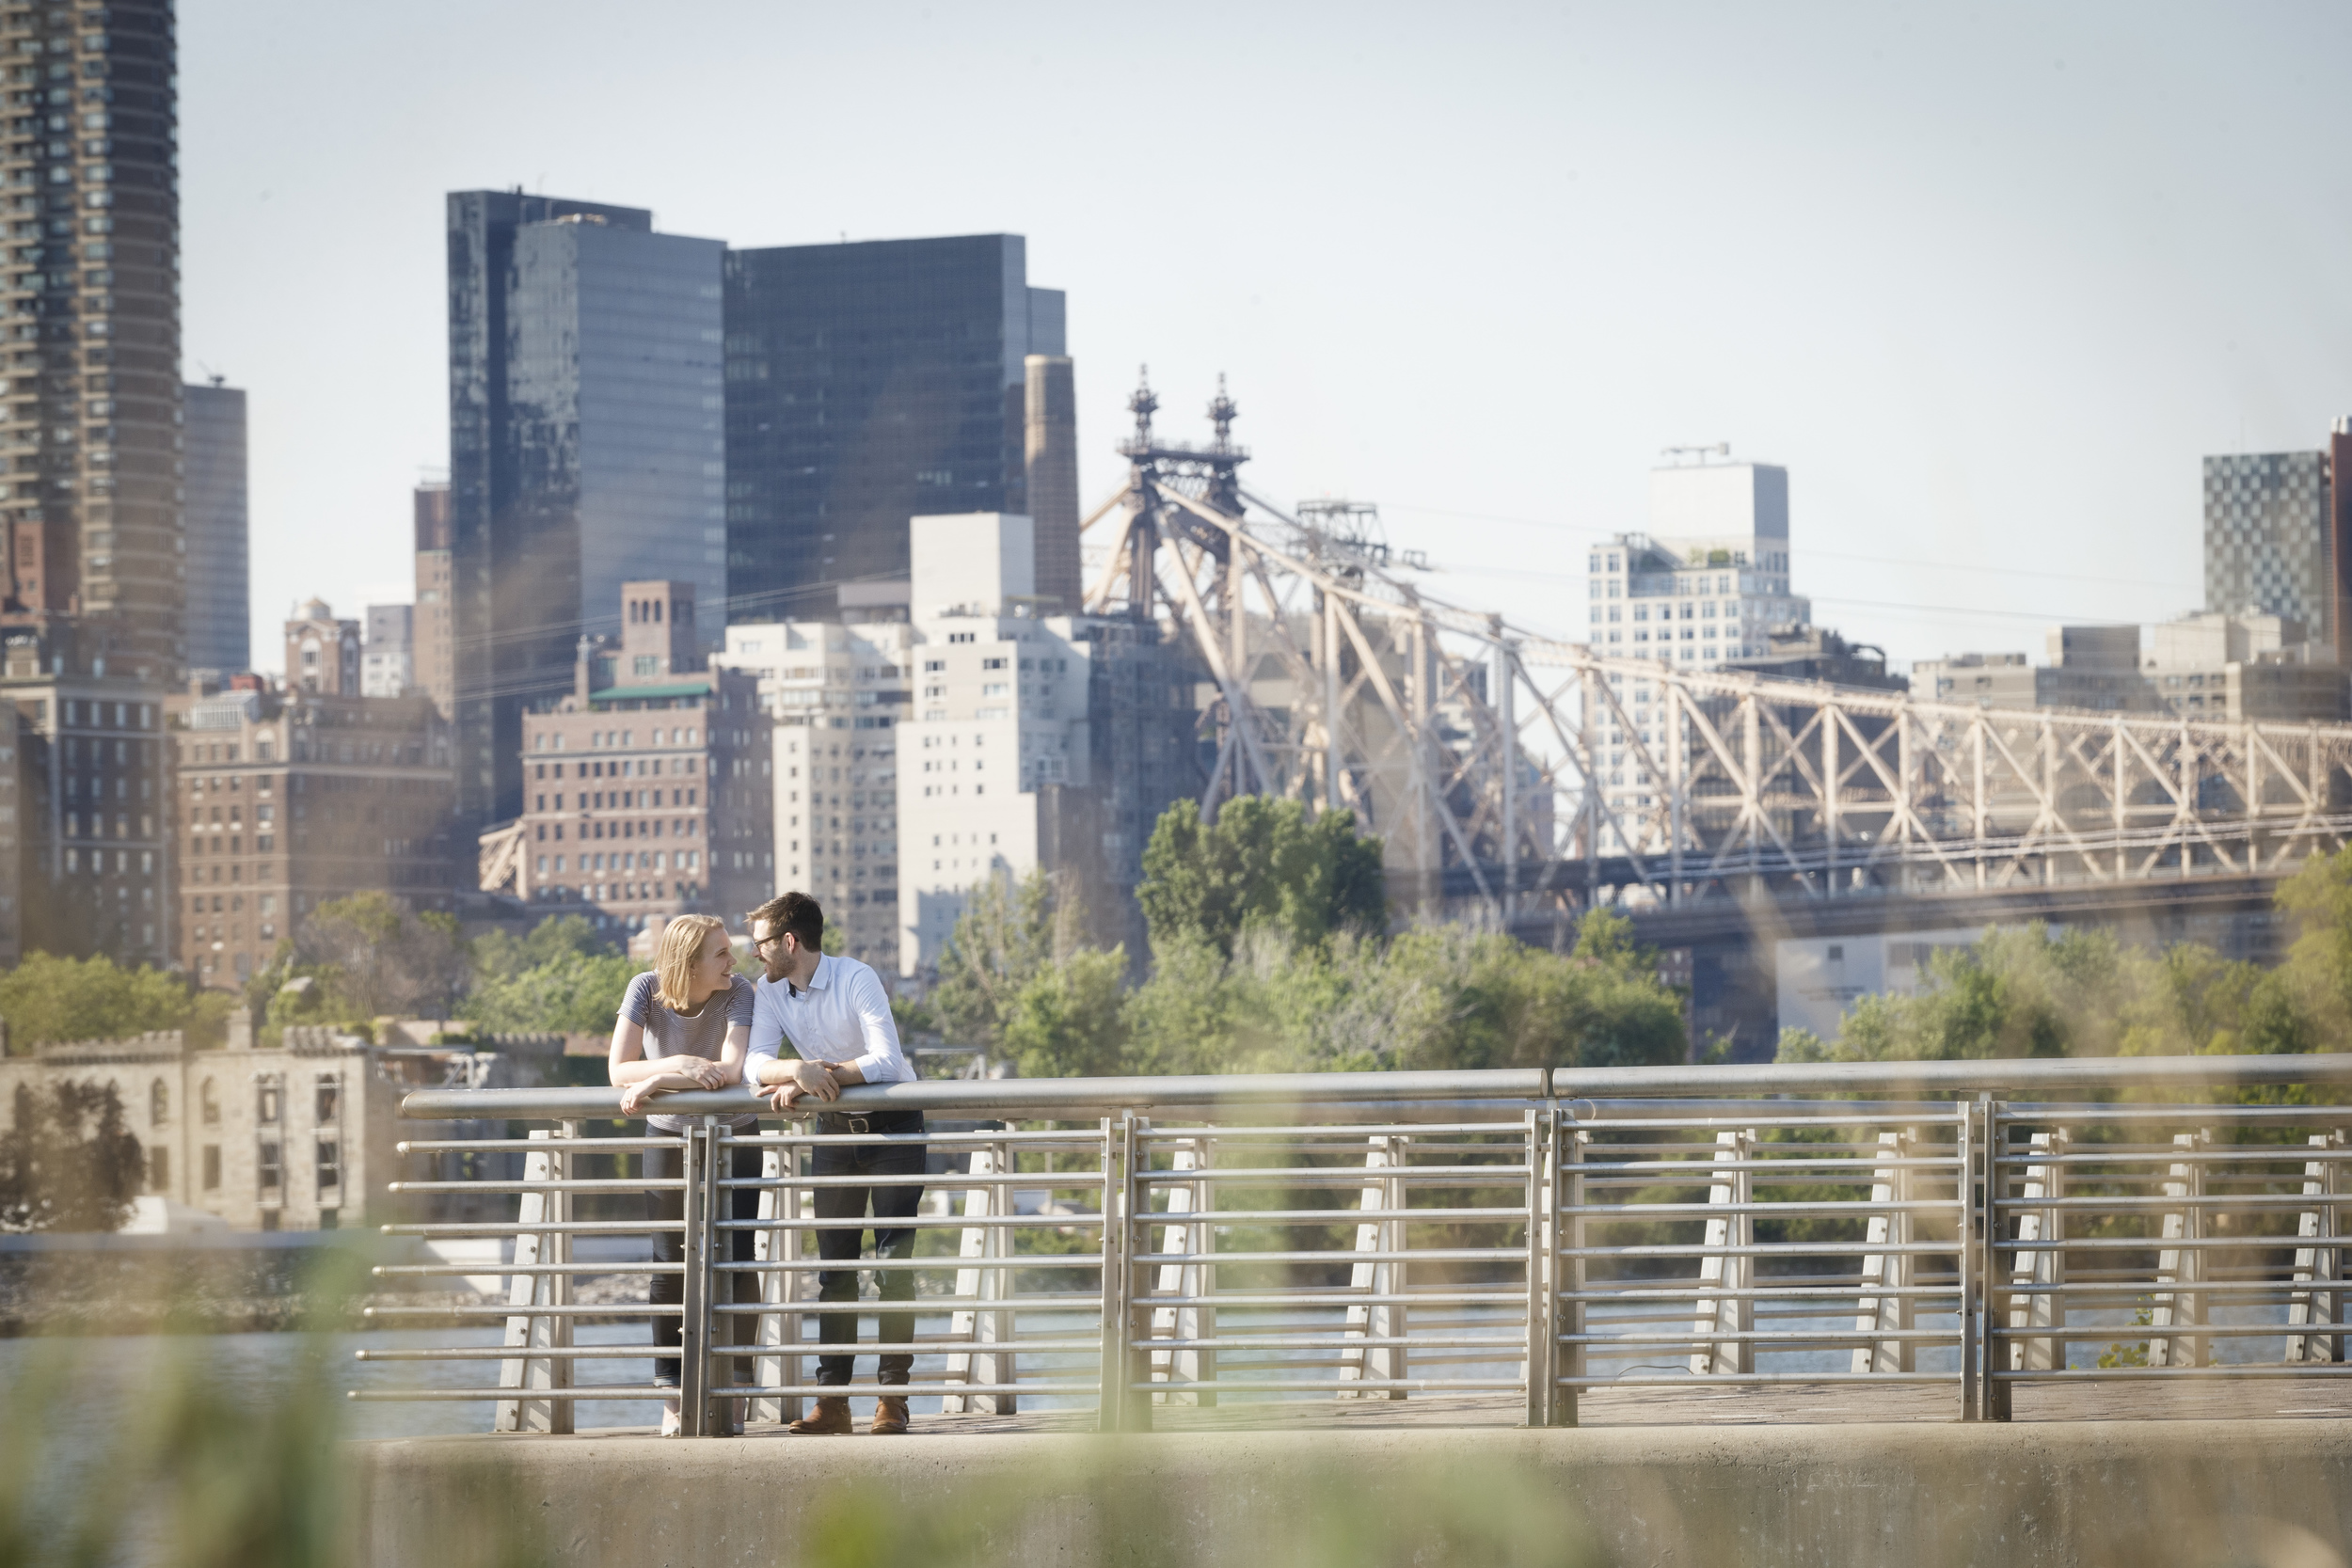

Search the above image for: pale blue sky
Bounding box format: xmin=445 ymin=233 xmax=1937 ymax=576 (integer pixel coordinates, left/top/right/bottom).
xmin=180 ymin=1 xmax=2352 ymax=674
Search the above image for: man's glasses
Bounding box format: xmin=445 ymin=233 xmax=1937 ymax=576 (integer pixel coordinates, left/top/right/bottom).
xmin=753 ymin=933 xmax=787 ymax=950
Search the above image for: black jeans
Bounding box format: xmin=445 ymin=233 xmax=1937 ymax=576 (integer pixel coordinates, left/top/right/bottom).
xmin=644 ymin=1137 xmax=761 ymax=1388
xmin=812 ymin=1126 xmax=928 ymax=1388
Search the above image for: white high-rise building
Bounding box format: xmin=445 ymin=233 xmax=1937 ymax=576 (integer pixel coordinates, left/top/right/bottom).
xmin=715 ymin=603 xmax=914 ymax=973
xmin=1585 ymin=458 xmax=1811 ymax=836
xmin=895 ymin=513 xmax=1106 ymax=977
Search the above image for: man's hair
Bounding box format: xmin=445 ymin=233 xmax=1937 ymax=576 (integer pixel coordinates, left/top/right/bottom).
xmin=749 ymin=891 xmax=823 ymax=953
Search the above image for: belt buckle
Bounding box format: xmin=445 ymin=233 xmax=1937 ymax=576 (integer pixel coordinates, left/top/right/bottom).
xmin=846 ymin=1114 xmax=870 ymax=1135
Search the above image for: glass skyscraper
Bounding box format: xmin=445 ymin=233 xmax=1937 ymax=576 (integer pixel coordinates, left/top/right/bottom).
xmin=182 ymin=378 xmax=246 ymax=673
xmin=446 ymin=190 xmax=724 ymax=827
xmin=722 ymin=234 xmax=1065 ymax=623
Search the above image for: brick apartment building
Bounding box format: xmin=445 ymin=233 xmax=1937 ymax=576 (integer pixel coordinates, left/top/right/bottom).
xmin=517 ymin=579 xmax=772 ymax=937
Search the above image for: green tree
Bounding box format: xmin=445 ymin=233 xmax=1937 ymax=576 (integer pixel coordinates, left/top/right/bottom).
xmin=295 ymin=892 xmax=470 ymax=1020
xmin=0 ymin=953 xmax=200 ymax=1050
xmin=1137 ymin=797 xmax=1387 ymax=956
xmin=1001 ymin=945 xmax=1131 ymax=1079
xmin=928 ymin=869 xmax=1092 ymax=1051
xmin=0 ymin=1080 xmax=143 ymax=1231
xmin=471 ymin=914 xmax=614 ymax=985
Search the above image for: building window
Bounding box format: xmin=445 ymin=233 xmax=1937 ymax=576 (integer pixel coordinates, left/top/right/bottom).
xmin=200 ymin=1079 xmax=218 ymax=1125
xmin=150 ymin=1079 xmax=167 ymax=1127
xmin=316 ymin=1139 xmax=340 ymax=1194
xmin=201 ymin=1146 xmax=220 ymax=1191
xmin=315 ymin=1077 xmax=339 ymax=1125
xmin=257 ymin=1080 xmax=280 ymax=1125
xmin=258 ymin=1140 xmax=281 ymax=1192
xmin=148 ymin=1146 xmax=168 ymax=1192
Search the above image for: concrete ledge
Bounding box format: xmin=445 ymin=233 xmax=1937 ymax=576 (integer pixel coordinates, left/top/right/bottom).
xmin=350 ymin=1422 xmax=2352 ymax=1568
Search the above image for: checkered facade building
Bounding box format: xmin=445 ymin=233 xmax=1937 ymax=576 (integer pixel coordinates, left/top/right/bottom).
xmin=2204 ymin=451 xmax=2334 ymax=646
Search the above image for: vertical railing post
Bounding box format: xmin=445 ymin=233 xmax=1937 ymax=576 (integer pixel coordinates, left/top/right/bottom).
xmin=678 ymin=1121 xmax=715 ymax=1436
xmin=1690 ymin=1130 xmax=1752 ymax=1375
xmin=943 ymin=1141 xmax=999 ymax=1415
xmin=1120 ymin=1116 xmax=1152 ymax=1431
xmin=1959 ymin=1099 xmax=1981 ymax=1421
xmin=1560 ymin=1123 xmax=1588 ymax=1428
xmin=2287 ymin=1131 xmax=2343 ymax=1366
xmin=495 ymin=1124 xmax=573 ymax=1434
xmin=1522 ymin=1107 xmax=1555 ymax=1427
xmin=2150 ymin=1130 xmax=2208 ymax=1369
xmin=2000 ymin=1128 xmax=2067 ymax=1417
xmin=1852 ymin=1128 xmax=1916 ymax=1376
xmin=1148 ymin=1138 xmax=1216 ymax=1406
xmin=752 ymin=1133 xmax=802 ymax=1427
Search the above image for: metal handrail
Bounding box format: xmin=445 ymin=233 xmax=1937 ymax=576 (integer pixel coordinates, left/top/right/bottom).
xmin=362 ymin=1053 xmax=2352 ymax=1435
xmin=392 ymin=1052 xmax=2352 ymax=1122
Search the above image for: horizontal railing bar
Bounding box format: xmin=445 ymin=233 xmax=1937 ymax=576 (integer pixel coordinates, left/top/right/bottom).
xmin=1131 ymin=1207 xmax=1532 ymax=1225
xmin=1131 ymin=1167 xmax=1533 ymax=1184
xmin=396 ymin=1053 xmax=2352 ymax=1123
xmin=717 ymin=1215 xmax=1107 ymax=1231
xmin=1562 ymin=1200 xmax=1955 ymax=1219
xmin=386 ymin=1180 xmax=683 ymax=1195
xmin=1992 ymin=1195 xmax=2351 ymax=1213
xmin=361 ymin=1305 xmax=683 ymax=1318
xmin=1996 ymin=1237 xmax=2351 ymax=1253
xmin=1990 ymin=1366 xmax=2352 ymax=1382
xmin=348 ymin=1388 xmax=675 ymax=1402
xmin=1559 ymin=1285 xmax=1959 ymax=1302
xmin=1555 ymin=1372 xmax=1960 ymax=1387
xmin=378 ymin=1223 xmax=678 ymax=1237
xmin=715 ymin=1258 xmax=1104 ymax=1273
xmin=1134 ymin=1292 xmax=1524 ymax=1308
xmin=396 ymin=1139 xmax=672 ymax=1153
xmin=722 ymin=1175 xmax=1105 ymax=1189
xmin=716 ymin=1383 xmax=1098 ymax=1397
xmin=1132 ymin=1248 xmax=1525 ymax=1265
xmin=1131 ymin=1335 xmax=1518 ymax=1352
xmin=1561 ymin=1328 xmax=1957 ymax=1346
xmin=1123 ymin=1377 xmax=1523 ymax=1392
xmin=710 ymin=1298 xmax=1105 ymax=1314
xmin=1561 ymin=1242 xmax=1956 ymax=1259
xmin=355 ymin=1347 xmax=679 ymax=1361
xmin=1994 ymin=1150 xmax=2352 ymax=1167
xmin=1982 ymin=1322 xmax=2349 ymax=1341
xmin=372 ymin=1263 xmax=683 ymax=1276
xmin=711 ymin=1340 xmax=1103 ymax=1355
xmin=2001 ymin=1279 xmax=2348 ymax=1296
xmin=1573 ymin=1157 xmax=1961 ymax=1175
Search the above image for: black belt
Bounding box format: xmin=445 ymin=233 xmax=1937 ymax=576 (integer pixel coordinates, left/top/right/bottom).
xmin=816 ymin=1108 xmax=926 ymax=1136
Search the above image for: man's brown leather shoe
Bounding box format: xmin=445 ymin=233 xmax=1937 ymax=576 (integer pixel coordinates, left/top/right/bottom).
xmin=787 ymin=1397 xmax=853 ymax=1434
xmin=869 ymin=1395 xmax=911 ymax=1435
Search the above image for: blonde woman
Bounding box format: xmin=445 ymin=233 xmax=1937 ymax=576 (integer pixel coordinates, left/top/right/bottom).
xmin=609 ymin=913 xmax=755 ymax=1435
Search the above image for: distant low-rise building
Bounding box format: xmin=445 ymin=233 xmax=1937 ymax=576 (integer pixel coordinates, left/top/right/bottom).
xmin=1913 ymin=613 xmax=2346 ymax=722
xmin=0 ymin=626 xmax=173 ymax=968
xmin=516 ymin=579 xmax=772 ymax=940
xmin=0 ymin=1016 xmax=561 ymax=1232
xmin=167 ymin=661 xmax=457 ymax=990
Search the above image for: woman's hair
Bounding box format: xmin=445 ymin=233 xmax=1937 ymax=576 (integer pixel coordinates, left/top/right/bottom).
xmin=653 ymin=914 xmax=729 ymax=1011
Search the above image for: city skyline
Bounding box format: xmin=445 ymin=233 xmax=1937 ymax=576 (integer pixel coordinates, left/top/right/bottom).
xmin=178 ymin=3 xmax=2352 ymax=673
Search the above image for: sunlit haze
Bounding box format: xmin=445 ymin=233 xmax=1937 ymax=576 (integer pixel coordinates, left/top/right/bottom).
xmin=179 ymin=0 xmax=2352 ymax=673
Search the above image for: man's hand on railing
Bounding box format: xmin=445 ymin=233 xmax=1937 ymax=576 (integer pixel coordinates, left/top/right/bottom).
xmin=756 ymin=1059 xmax=841 ymax=1113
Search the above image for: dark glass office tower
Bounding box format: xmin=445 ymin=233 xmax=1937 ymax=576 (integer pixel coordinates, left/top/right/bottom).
xmin=723 ymin=234 xmax=1065 ymax=621
xmin=446 ymin=190 xmax=723 ymax=829
xmin=0 ymin=0 xmax=183 ymax=680
xmin=183 ymin=378 xmax=247 ymax=673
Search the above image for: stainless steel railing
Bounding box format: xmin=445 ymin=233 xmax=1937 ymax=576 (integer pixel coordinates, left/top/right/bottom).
xmin=358 ymin=1053 xmax=2352 ymax=1433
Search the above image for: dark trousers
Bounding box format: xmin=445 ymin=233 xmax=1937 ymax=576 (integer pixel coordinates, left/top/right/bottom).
xmin=812 ymin=1131 xmax=928 ymax=1388
xmin=644 ymin=1138 xmax=761 ymax=1387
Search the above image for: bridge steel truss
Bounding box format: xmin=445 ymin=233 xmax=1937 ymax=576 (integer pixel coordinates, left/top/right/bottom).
xmin=1083 ymin=381 xmax=2352 ymax=916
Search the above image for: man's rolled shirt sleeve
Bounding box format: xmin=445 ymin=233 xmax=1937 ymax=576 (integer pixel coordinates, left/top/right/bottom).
xmin=847 ymin=964 xmax=913 ymax=1084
